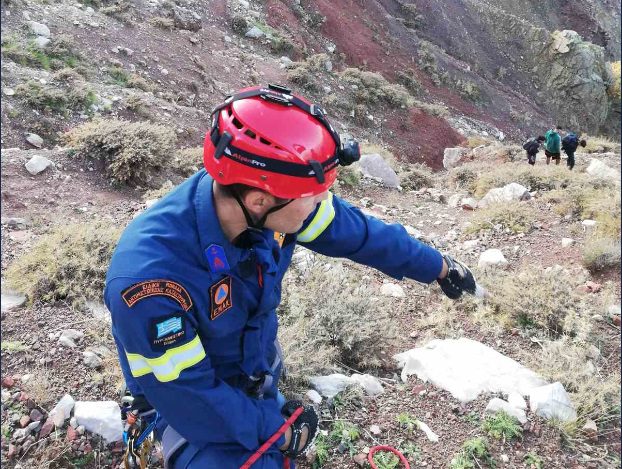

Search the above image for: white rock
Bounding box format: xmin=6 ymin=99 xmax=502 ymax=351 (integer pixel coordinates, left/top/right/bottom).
xmin=86 ymin=301 xmax=111 ymax=324
xmin=581 ymin=219 xmax=597 ymax=228
xmin=529 ymin=382 xmax=576 ymax=422
xmin=394 ymin=338 xmax=547 ymax=403
xmin=3 ymin=87 xmax=15 ymax=96
xmin=25 ymin=133 xmax=43 ymax=148
xmin=485 ymin=397 xmax=527 ymax=424
xmin=561 ymin=238 xmax=575 ymax=248
xmin=507 ymin=392 xmax=527 ymax=410
xmin=478 ymin=183 xmax=531 ymax=208
xmin=25 ymin=155 xmax=53 ymax=175
xmin=1 ymin=282 xmax=26 ymax=311
xmin=70 ymin=417 xmax=78 ymax=428
xmin=357 ymin=154 xmax=400 ymax=188
xmin=443 ymin=148 xmax=465 ymax=169
xmin=500 ymin=454 xmax=509 ymax=463
xmin=74 ymin=401 xmax=123 ymax=442
xmin=478 ymin=249 xmax=507 ymax=269
xmin=370 ymin=424 xmax=381 ymax=435
xmin=309 ymin=373 xmax=354 ymax=398
xmin=245 ymin=26 xmax=265 ymax=38
xmin=58 ymin=329 xmax=84 ymax=348
xmin=460 ymin=197 xmax=477 ymax=210
xmin=237 ymin=0 xmax=249 ymax=8
xmin=28 ymin=21 xmax=51 ymax=37
xmin=33 ymin=36 xmax=50 ymax=48
xmin=82 ymin=351 xmax=103 ymax=369
xmin=380 ymin=282 xmax=405 ymax=298
xmin=49 ymin=394 xmax=75 ymax=427
xmin=305 ymin=389 xmax=322 ymax=405
xmin=416 ymin=420 xmax=439 ymax=442
xmin=463 ymin=239 xmax=479 ymax=250
xmin=586 ymin=159 xmax=619 ymax=183
xmin=607 ymin=304 xmax=621 ymax=317
xmin=350 ymin=374 xmax=384 ymax=396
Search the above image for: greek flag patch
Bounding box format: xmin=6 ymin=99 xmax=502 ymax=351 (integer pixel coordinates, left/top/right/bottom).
xmin=156 ymin=317 xmax=182 ymax=338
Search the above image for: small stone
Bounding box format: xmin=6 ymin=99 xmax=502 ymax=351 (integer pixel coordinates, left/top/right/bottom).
xmin=161 ymin=68 xmax=169 ymax=75
xmin=380 ymin=282 xmax=405 ymax=298
xmin=561 ymin=238 xmax=575 ymax=248
xmin=245 ymin=26 xmax=265 ymax=38
xmin=66 ymin=425 xmax=78 ymax=441
xmin=582 ymin=418 xmax=598 ymax=441
xmin=34 ymin=36 xmax=50 ymax=48
xmin=369 ymin=424 xmax=381 ymax=435
xmin=25 ymin=133 xmax=44 ymax=148
xmin=3 ymin=88 xmax=15 ymax=96
xmin=25 ymin=155 xmax=53 ymax=175
xmin=19 ymin=415 xmax=31 ymax=428
xmin=70 ymin=417 xmax=78 ymax=428
xmin=82 ymin=351 xmax=103 ymax=369
xmin=500 ymin=454 xmax=509 ymax=463
xmin=2 ymin=376 xmax=15 ymax=388
xmin=7 ymin=444 xmax=17 ymax=459
xmin=28 ymin=21 xmax=51 ymax=37
xmin=585 ymin=281 xmax=602 ymax=293
xmin=29 ymin=408 xmax=44 ymax=422
xmin=305 ymin=389 xmax=322 ymax=405
xmin=76 ymin=425 xmax=85 ymax=435
xmin=613 ymin=316 xmax=621 ymax=327
xmin=353 ymin=453 xmax=367 ymax=466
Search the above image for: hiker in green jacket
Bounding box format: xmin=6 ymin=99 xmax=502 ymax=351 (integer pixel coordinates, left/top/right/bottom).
xmin=544 ymin=126 xmax=562 ymax=165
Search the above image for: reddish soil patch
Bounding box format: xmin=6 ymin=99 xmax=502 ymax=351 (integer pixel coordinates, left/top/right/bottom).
xmin=385 ymin=108 xmax=467 ymax=169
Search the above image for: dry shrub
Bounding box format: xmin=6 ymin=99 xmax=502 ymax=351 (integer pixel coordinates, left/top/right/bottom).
xmin=581 ymin=135 xmax=621 ymax=154
xmin=15 ymin=80 xmax=96 ymax=114
xmin=5 ymin=222 xmax=123 ymax=308
xmin=286 ymin=54 xmax=332 ymax=91
xmin=336 ymin=165 xmax=362 ymax=188
xmin=465 ymin=203 xmax=538 ymax=234
xmin=279 ymin=261 xmax=398 ymax=385
xmin=400 ymin=165 xmax=435 ymax=191
xmin=21 ymin=367 xmax=53 ymax=407
xmin=478 ymin=265 xmax=593 ymax=338
xmin=340 ymin=68 xmax=413 ymax=108
xmin=582 ymin=238 xmax=621 ymax=272
xmin=524 ymin=337 xmax=621 ymax=439
xmin=173 ymin=146 xmax=202 ymax=177
xmin=473 ymin=163 xmax=580 ymax=197
xmin=65 ymin=119 xmax=177 ymax=185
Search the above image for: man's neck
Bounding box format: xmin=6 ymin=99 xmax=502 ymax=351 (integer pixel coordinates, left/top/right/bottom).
xmin=213 ymin=182 xmax=251 ymax=242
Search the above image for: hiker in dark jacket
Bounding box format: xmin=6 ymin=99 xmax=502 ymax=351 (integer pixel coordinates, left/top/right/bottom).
xmin=522 ymin=136 xmax=545 ymax=166
xmin=544 ymin=127 xmax=562 ymax=165
xmin=561 ymin=132 xmax=587 ymax=170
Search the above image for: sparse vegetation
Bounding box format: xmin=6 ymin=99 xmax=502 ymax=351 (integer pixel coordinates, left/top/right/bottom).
xmin=336 ymin=165 xmax=361 ymax=188
xmin=607 ymin=61 xmax=621 ymax=101
xmin=465 ymin=203 xmax=538 ymax=234
xmin=2 ymin=34 xmax=84 ymax=71
xmin=524 ymin=451 xmax=544 ymax=468
xmin=5 ymin=222 xmax=123 ymax=308
xmin=483 ymin=411 xmax=522 ymax=441
xmin=287 ymin=54 xmax=332 ymax=91
xmin=149 ymin=16 xmax=175 ymax=30
xmin=451 ymin=437 xmax=495 ymax=468
xmin=582 ymin=237 xmax=621 ymax=272
xmin=400 ymin=164 xmax=435 ymax=191
xmin=340 ymin=67 xmax=413 ymax=108
xmin=173 ymin=146 xmax=202 ymax=176
xmin=65 ymin=118 xmax=177 ymax=185
xmin=328 ymin=420 xmax=360 ymax=456
xmin=15 ymin=80 xmax=97 ymax=114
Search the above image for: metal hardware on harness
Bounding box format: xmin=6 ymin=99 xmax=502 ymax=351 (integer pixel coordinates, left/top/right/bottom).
xmin=121 ymin=399 xmax=160 ymax=469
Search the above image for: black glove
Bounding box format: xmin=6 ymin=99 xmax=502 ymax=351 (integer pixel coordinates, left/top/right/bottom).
xmin=437 ymin=254 xmax=477 ymax=299
xmin=280 ymin=400 xmax=319 ymax=458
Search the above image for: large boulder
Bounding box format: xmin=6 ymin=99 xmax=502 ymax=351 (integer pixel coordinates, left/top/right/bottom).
xmin=443 ymin=148 xmax=465 ymax=169
xmin=357 ymin=154 xmax=400 ymax=188
xmin=478 ymin=183 xmax=531 ymax=208
xmin=74 ymin=401 xmax=123 ymax=442
xmin=586 ymin=159 xmax=620 ymax=183
xmin=172 ymin=6 xmax=202 ymax=32
xmin=529 ymin=382 xmax=577 ymax=422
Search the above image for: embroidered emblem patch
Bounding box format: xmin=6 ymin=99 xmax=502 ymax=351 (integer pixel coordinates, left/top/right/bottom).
xmin=209 ymin=276 xmax=233 ymax=320
xmin=122 ymin=280 xmax=193 ymax=311
xmin=205 ymin=244 xmax=230 ymax=273
xmin=150 ymin=314 xmax=186 ymax=349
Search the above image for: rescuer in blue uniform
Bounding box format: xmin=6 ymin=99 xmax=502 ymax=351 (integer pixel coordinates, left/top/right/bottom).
xmin=105 ymin=85 xmax=480 ymax=468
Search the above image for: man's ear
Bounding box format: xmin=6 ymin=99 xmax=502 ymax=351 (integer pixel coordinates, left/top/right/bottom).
xmin=243 ymin=189 xmax=275 ymax=216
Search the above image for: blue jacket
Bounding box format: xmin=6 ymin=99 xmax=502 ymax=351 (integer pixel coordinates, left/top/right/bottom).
xmin=104 ymin=170 xmax=443 ymax=463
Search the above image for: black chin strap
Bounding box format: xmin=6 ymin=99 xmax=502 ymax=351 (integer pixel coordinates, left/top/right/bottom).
xmin=230 ymin=189 xmax=293 ymax=231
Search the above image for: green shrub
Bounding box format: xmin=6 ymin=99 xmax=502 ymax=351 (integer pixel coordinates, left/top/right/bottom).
xmin=451 ymin=437 xmax=494 ymax=468
xmin=1 ymin=34 xmax=83 ymax=71
xmin=582 ymin=237 xmax=621 ymax=272
xmin=465 ymin=203 xmax=537 ymax=234
xmin=286 ymin=54 xmax=332 ymax=91
xmin=400 ymin=165 xmax=435 ymax=191
xmin=340 ymin=67 xmax=413 ymax=108
xmin=65 ymin=119 xmax=177 ymax=185
xmin=524 ymin=452 xmax=544 ymax=469
xmin=173 ymin=147 xmax=202 ymax=176
xmin=482 ymin=411 xmax=522 ymax=441
xmin=5 ymin=222 xmax=123 ymax=308
xmin=15 ymin=80 xmax=97 ymax=114
xmin=148 ymin=16 xmax=175 ymax=29
xmin=336 ymin=165 xmax=361 ymax=188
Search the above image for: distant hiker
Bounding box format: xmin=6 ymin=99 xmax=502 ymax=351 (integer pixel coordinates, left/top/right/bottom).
xmin=522 ymin=135 xmax=545 ymax=166
xmin=544 ymin=126 xmax=562 ymax=165
xmin=104 ymin=85 xmax=482 ymax=468
xmin=561 ymin=132 xmax=587 ymax=170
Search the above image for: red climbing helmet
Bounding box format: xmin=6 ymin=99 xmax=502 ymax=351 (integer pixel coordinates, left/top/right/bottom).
xmin=204 ymin=84 xmax=360 ymax=199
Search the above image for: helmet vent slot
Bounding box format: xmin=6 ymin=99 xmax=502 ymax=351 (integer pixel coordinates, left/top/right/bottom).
xmin=244 ymin=129 xmax=256 ymax=139
xmin=232 ymin=117 xmax=244 ymax=129
xmin=259 ymin=137 xmax=271 ymax=146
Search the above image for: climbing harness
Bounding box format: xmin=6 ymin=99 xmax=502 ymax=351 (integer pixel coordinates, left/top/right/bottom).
xmin=239 ymin=406 xmax=304 ymax=469
xmin=121 ymin=395 xmax=160 ymax=469
xmin=368 ymin=445 xmax=410 ymax=469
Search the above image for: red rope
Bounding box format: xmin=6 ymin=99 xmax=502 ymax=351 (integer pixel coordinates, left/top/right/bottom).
xmin=240 ymin=406 xmax=304 ymax=469
xmin=368 ymin=445 xmax=410 ymax=469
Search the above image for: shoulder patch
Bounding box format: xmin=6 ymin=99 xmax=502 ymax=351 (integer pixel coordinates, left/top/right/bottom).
xmin=150 ymin=314 xmax=186 ymax=349
xmin=209 ymin=276 xmax=233 ymax=320
xmin=122 ymin=280 xmax=193 ymax=311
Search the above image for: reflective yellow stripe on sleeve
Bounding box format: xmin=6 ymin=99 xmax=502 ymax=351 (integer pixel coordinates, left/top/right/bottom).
xmin=126 ymin=335 xmax=206 ymax=383
xmin=297 ymin=193 xmax=335 ymax=243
